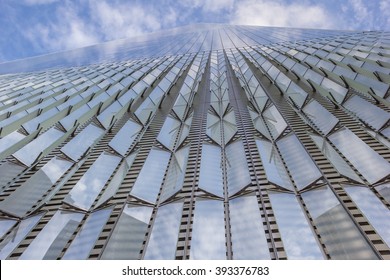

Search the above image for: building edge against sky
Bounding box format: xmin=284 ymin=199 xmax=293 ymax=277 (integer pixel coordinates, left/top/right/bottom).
xmin=0 ymin=24 xmax=389 ymax=260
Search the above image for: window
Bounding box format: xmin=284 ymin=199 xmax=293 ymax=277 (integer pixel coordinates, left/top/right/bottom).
xmin=329 ymin=128 xmax=390 ymax=184
xmin=302 ymin=187 xmax=377 ymax=259
xmin=13 ymin=127 xmax=65 ymax=166
xmin=101 ymin=205 xmax=152 ymax=260
xmin=19 ymin=211 xmax=83 ymax=260
xmin=130 ymin=148 xmax=171 ymax=204
xmin=269 ymin=192 xmax=323 ymax=259
xmin=144 ymin=202 xmax=183 ymax=259
xmin=190 ymin=200 xmax=226 ymax=259
xmin=0 ymin=157 xmax=72 ymax=217
xmin=64 ymin=152 xmax=121 ymax=210
xmin=230 ymin=195 xmax=270 ymax=259
xmin=0 ymin=214 xmax=43 ymax=259
xmin=277 ymin=134 xmax=322 ymax=190
xmin=62 ymin=207 xmax=113 ymax=259
xmin=61 ymin=124 xmax=104 ymax=161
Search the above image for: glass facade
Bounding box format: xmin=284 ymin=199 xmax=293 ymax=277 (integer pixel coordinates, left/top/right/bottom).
xmin=0 ymin=24 xmax=389 ymax=260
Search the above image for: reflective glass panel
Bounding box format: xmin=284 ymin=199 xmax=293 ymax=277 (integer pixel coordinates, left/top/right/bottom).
xmin=256 ymin=139 xmax=293 ymax=190
xmin=95 ymin=153 xmax=137 ymax=208
xmin=97 ymin=101 xmax=123 ymax=129
xmin=345 ymin=186 xmax=390 ymax=247
xmin=62 ymin=207 xmax=113 ymax=259
xmin=226 ymin=140 xmax=251 ymax=196
xmin=160 ymin=147 xmax=189 ymax=202
xmin=344 ymin=95 xmax=390 ymax=130
xmin=0 ymin=131 xmax=25 ymax=154
xmin=310 ymin=134 xmax=363 ymax=183
xmin=230 ymin=195 xmax=270 ymax=259
xmin=101 ymin=205 xmax=152 ymax=260
xmin=108 ymin=119 xmax=142 ymax=156
xmin=277 ymin=134 xmax=322 ymax=190
xmin=269 ymin=192 xmax=323 ymax=259
xmin=303 ymin=99 xmax=338 ymax=135
xmin=0 ymin=219 xmax=17 ymax=239
xmin=0 ymin=214 xmax=43 ymax=259
xmin=198 ymin=144 xmax=223 ymax=197
xmin=375 ymin=184 xmax=390 ymax=204
xmin=64 ymin=152 xmax=121 ymax=210
xmin=190 ymin=200 xmax=226 ymax=259
xmin=20 ymin=211 xmax=84 ymax=260
xmin=329 ymin=128 xmax=390 ymax=184
xmin=0 ymin=157 xmax=72 ymax=217
xmin=13 ymin=127 xmax=65 ymax=166
xmin=130 ymin=148 xmax=171 ymax=204
xmin=157 ymin=116 xmax=180 ymax=150
xmin=61 ymin=124 xmax=104 ymax=161
xmin=302 ymin=187 xmax=377 ymax=259
xmin=144 ymin=202 xmax=183 ymax=259
xmin=0 ymin=162 xmax=25 ymax=191
xmin=263 ymin=105 xmax=287 ymax=139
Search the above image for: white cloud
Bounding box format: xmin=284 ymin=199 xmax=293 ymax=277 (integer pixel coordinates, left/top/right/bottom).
xmin=180 ymin=0 xmax=234 ymax=13
xmin=379 ymin=0 xmax=390 ymax=30
xmin=23 ymin=0 xmax=59 ymax=5
xmin=230 ymin=0 xmax=337 ymax=29
xmin=347 ymin=0 xmax=373 ymax=28
xmin=89 ymin=1 xmax=162 ymax=40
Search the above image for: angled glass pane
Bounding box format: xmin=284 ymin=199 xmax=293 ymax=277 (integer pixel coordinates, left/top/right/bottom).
xmin=249 ymin=109 xmax=271 ymax=140
xmin=61 ymin=124 xmax=104 ymax=161
xmin=64 ymin=152 xmax=121 ymax=210
xmin=198 ymin=144 xmax=223 ymax=197
xmin=277 ymin=134 xmax=322 ymax=190
xmin=130 ymin=148 xmax=171 ymax=204
xmin=345 ymin=186 xmax=390 ymax=247
xmin=157 ymin=116 xmax=180 ymax=150
xmin=22 ymin=107 xmax=59 ymax=134
xmin=226 ymin=140 xmax=251 ymax=196
xmin=0 ymin=162 xmax=25 ymax=191
xmin=329 ymin=128 xmax=390 ymax=184
xmin=95 ymin=153 xmax=137 ymax=208
xmin=206 ymin=113 xmax=222 ymax=145
xmin=101 ymin=205 xmax=152 ymax=260
xmin=320 ymin=78 xmax=347 ymax=103
xmin=302 ymin=187 xmax=377 ymax=259
xmin=62 ymin=207 xmax=113 ymax=259
xmin=177 ymin=114 xmax=192 ymax=147
xmin=160 ymin=147 xmax=189 ymax=202
xmin=109 ymin=119 xmax=142 ymax=156
xmin=144 ymin=202 xmax=183 ymax=259
xmin=0 ymin=214 xmax=43 ymax=259
xmin=303 ymin=99 xmax=338 ymax=135
xmin=375 ymin=184 xmax=390 ymax=204
xmin=0 ymin=219 xmax=17 ymax=239
xmin=230 ymin=195 xmax=270 ymax=259
xmin=223 ymin=110 xmax=237 ymax=144
xmin=256 ymin=139 xmax=293 ymax=190
xmin=13 ymin=127 xmax=64 ymax=166
xmin=344 ymin=95 xmax=390 ymax=130
xmin=190 ymin=200 xmax=226 ymax=260
xmin=0 ymin=131 xmax=25 ymax=154
xmin=263 ymin=105 xmax=287 ymax=139
xmin=0 ymin=157 xmax=72 ymax=217
xmin=310 ymin=134 xmax=363 ymax=183
xmin=20 ymin=211 xmax=84 ymax=260
xmin=269 ymin=192 xmax=323 ymax=259
xmin=97 ymin=101 xmax=123 ymax=129
xmin=59 ymin=104 xmax=90 ymax=131
xmin=285 ymin=82 xmax=308 ymax=108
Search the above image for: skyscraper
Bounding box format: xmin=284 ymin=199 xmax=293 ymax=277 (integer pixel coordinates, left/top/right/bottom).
xmin=0 ymin=24 xmax=389 ymax=260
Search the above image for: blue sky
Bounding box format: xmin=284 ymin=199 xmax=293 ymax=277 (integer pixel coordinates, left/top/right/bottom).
xmin=0 ymin=0 xmax=389 ymax=63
